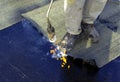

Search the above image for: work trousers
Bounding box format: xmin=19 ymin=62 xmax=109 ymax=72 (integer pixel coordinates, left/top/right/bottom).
xmin=64 ymin=0 xmax=107 ymax=35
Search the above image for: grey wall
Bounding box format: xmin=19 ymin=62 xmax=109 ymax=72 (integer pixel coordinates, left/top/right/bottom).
xmin=0 ymin=0 xmax=50 ymax=30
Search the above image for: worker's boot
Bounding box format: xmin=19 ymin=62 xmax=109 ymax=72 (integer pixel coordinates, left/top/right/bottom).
xmin=59 ymin=27 xmax=88 ymax=52
xmin=60 ymin=32 xmax=79 ymax=52
xmin=82 ymin=23 xmax=100 ymax=43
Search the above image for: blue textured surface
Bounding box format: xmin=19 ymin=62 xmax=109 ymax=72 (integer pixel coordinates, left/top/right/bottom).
xmin=0 ymin=21 xmax=120 ymax=82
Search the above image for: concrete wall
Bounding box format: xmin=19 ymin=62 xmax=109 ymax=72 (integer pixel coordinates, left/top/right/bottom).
xmin=0 ymin=0 xmax=50 ymax=30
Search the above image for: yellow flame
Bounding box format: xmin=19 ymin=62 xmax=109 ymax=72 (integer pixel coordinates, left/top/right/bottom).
xmin=68 ymin=65 xmax=70 ymax=69
xmin=60 ymin=56 xmax=71 ymax=69
xmin=50 ymin=47 xmax=70 ymax=69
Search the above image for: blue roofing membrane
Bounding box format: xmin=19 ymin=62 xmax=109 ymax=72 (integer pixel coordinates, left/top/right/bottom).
xmin=0 ymin=21 xmax=120 ymax=82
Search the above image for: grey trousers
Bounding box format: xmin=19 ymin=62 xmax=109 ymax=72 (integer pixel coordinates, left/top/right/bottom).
xmin=64 ymin=0 xmax=107 ymax=35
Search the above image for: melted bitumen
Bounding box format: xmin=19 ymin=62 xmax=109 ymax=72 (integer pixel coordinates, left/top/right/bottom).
xmin=0 ymin=21 xmax=120 ymax=82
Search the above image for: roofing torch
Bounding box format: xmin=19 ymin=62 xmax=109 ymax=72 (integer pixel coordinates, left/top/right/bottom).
xmin=46 ymin=0 xmax=56 ymax=42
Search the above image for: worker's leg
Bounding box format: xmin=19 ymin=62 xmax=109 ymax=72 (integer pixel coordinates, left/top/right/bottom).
xmin=60 ymin=0 xmax=85 ymax=51
xmin=82 ymin=0 xmax=107 ymax=42
xmin=64 ymin=0 xmax=85 ymax=35
xmin=83 ymin=0 xmax=107 ymax=24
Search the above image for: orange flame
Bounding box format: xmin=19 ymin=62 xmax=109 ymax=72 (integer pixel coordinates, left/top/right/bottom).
xmin=50 ymin=46 xmax=70 ymax=69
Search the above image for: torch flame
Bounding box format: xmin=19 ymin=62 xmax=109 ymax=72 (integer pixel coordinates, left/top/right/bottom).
xmin=50 ymin=45 xmax=70 ymax=69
